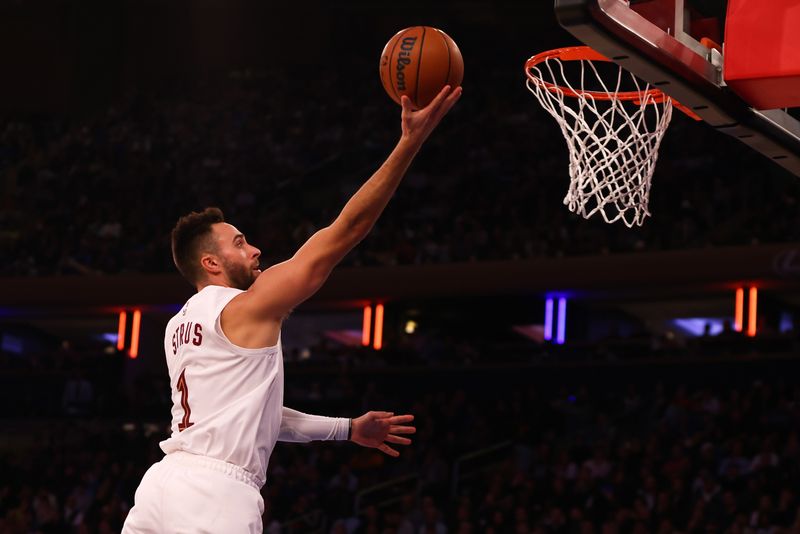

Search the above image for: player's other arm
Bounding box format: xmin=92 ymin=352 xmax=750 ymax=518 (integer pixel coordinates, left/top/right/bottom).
xmin=278 ymin=407 xmax=416 ymax=457
xmin=278 ymin=407 xmax=349 ymax=442
xmin=242 ymin=87 xmax=461 ymax=321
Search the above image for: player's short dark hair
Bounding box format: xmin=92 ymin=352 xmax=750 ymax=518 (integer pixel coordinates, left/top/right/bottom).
xmin=171 ymin=207 xmax=225 ymax=285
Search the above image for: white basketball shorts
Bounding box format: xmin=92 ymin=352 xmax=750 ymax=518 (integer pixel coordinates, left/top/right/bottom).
xmin=122 ymin=451 xmax=264 ymax=534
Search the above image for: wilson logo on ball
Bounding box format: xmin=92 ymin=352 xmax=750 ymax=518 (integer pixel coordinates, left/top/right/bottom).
xmin=396 ymin=37 xmax=418 ymax=91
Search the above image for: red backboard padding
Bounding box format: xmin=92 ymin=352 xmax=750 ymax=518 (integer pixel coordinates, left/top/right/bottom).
xmin=724 ymin=0 xmax=800 ymax=110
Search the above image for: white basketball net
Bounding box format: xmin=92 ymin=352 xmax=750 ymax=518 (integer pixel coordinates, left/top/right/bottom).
xmin=526 ymin=52 xmax=673 ymax=227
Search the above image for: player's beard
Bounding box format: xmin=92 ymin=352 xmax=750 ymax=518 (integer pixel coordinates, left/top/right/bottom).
xmin=222 ymin=258 xmax=257 ymax=291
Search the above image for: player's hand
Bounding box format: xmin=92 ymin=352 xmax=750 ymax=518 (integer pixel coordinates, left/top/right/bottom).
xmin=350 ymin=411 xmax=416 ymax=457
xmin=400 ymin=85 xmax=462 ymax=147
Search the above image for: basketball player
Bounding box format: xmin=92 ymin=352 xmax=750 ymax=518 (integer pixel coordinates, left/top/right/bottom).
xmin=121 ymin=85 xmax=462 ymax=533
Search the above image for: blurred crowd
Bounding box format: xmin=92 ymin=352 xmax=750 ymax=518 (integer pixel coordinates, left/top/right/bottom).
xmin=2 ymin=315 xmax=798 ymax=420
xmin=4 ymin=4 xmax=800 ymax=534
xmin=2 ymin=53 xmax=799 ymax=277
xmin=3 ymin=333 xmax=800 ymax=533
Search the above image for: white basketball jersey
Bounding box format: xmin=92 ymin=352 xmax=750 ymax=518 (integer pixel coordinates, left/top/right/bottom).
xmin=159 ymin=285 xmax=283 ymax=488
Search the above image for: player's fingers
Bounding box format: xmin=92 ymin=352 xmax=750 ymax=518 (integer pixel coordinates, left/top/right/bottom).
xmin=389 ymin=425 xmax=416 ymax=435
xmin=401 ymin=95 xmax=414 ymax=114
xmin=426 ymin=88 xmax=460 ymax=126
xmin=371 ymin=411 xmax=394 ymax=419
xmin=437 ymin=86 xmax=462 ymax=116
xmin=447 ymin=86 xmax=463 ymax=105
xmin=387 ymin=414 xmax=414 ymax=424
xmin=379 ymin=443 xmax=400 ymax=457
xmin=385 ymin=434 xmax=412 ymax=446
xmin=425 ymin=85 xmax=451 ymax=112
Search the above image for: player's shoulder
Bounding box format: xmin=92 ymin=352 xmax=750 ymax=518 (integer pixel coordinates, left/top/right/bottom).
xmin=190 ymin=285 xmax=243 ymax=307
xmin=167 ymin=286 xmax=235 ymax=323
xmin=187 ymin=285 xmax=247 ymax=321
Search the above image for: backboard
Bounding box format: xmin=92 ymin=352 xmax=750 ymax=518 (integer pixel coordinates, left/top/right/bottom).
xmin=554 ymin=0 xmax=800 ymax=177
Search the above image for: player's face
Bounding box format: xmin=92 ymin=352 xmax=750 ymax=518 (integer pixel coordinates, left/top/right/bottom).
xmin=211 ymin=223 xmax=262 ymax=290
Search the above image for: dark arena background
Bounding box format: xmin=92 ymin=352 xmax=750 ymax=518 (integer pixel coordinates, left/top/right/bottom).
xmin=2 ymin=0 xmax=800 ymax=533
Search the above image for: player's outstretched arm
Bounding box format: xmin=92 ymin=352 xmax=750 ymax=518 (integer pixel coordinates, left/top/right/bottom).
xmin=242 ymin=86 xmax=461 ymax=321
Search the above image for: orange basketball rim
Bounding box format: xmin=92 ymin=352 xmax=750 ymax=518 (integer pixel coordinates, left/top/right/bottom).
xmin=525 ymin=46 xmax=701 ymax=120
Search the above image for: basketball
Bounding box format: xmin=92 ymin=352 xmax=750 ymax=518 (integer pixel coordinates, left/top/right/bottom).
xmin=379 ymin=26 xmax=464 ymax=109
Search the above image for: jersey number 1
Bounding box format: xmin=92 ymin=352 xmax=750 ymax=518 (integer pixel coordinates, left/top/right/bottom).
xmin=176 ymin=368 xmax=194 ymax=431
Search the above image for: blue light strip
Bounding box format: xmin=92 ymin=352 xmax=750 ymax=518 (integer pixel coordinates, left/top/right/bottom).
xmin=544 ymin=298 xmax=554 ymax=341
xmin=556 ymin=297 xmax=567 ymax=344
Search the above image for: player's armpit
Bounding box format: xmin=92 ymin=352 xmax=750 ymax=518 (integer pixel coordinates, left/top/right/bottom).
xmin=243 ymin=223 xmax=360 ymax=321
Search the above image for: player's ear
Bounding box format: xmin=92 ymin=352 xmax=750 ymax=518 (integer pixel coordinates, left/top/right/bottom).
xmin=200 ymin=253 xmax=222 ymax=276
